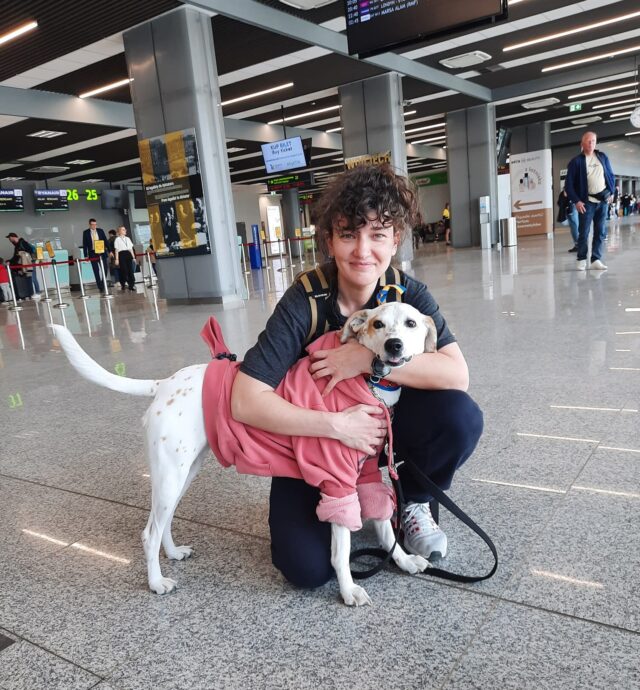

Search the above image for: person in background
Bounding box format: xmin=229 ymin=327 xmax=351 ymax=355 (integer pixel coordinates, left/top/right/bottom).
xmin=442 ymin=202 xmax=452 ymax=246
xmin=146 ymin=242 xmax=157 ymax=275
xmin=114 ymin=226 xmax=136 ymax=292
xmin=82 ymin=219 xmax=109 ymax=291
xmin=564 ymin=131 xmax=615 ymax=271
xmin=107 ymin=229 xmax=119 ymax=287
xmin=0 ymin=257 xmax=11 ymax=303
xmin=6 ymin=232 xmax=40 ymax=297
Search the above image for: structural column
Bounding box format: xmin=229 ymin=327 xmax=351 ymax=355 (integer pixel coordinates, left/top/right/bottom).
xmin=124 ymin=7 xmax=244 ymax=303
xmin=446 ymin=104 xmax=498 ymax=247
xmin=281 ymin=189 xmax=302 ymax=258
xmin=510 ymin=122 xmax=550 ymax=155
xmin=338 ymin=73 xmax=412 ymax=262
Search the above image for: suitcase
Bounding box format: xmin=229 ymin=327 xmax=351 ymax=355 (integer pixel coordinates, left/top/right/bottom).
xmin=12 ymin=273 xmax=34 ymax=300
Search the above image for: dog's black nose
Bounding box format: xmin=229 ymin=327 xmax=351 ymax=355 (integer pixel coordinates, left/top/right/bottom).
xmin=385 ymin=338 xmax=403 ymax=355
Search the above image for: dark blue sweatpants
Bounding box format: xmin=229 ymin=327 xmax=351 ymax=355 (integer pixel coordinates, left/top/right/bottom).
xmin=268 ymin=388 xmax=483 ymax=588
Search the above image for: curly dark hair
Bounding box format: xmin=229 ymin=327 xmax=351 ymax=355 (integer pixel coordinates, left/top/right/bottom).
xmin=311 ymin=163 xmax=419 ymax=255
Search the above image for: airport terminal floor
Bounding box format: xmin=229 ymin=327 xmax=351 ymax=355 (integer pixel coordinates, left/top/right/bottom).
xmin=1 ymin=218 xmax=640 ymax=689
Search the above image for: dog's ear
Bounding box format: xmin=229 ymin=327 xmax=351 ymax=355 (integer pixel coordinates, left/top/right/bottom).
xmin=423 ymin=315 xmax=437 ymax=353
xmin=341 ymin=309 xmax=370 ymax=342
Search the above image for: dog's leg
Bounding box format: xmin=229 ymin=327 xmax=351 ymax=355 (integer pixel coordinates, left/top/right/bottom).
xmin=372 ymin=519 xmax=429 ymax=574
xmin=161 ymin=451 xmax=205 ymax=560
xmin=331 ymin=524 xmax=372 ymax=606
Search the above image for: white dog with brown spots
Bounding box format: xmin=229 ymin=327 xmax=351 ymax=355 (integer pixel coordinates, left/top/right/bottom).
xmin=50 ymin=302 xmax=436 ymax=606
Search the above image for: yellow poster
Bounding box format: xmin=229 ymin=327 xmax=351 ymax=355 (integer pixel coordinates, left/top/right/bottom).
xmin=35 ymin=246 xmax=44 ymax=260
xmin=275 ymin=226 xmax=282 ymax=239
xmin=94 ymin=240 xmax=105 ymax=254
xmin=45 ymin=241 xmax=55 ymax=258
xmin=260 ymin=230 xmax=266 ymax=241
xmin=295 ymin=228 xmax=302 ymax=238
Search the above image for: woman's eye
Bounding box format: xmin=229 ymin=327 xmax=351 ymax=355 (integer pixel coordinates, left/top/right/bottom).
xmin=406 ymin=319 xmax=417 ymax=328
xmin=373 ymin=320 xmax=385 ymax=329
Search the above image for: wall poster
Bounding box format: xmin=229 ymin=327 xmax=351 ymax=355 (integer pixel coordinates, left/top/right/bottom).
xmin=138 ymin=128 xmax=210 ymax=257
xmin=509 ymin=149 xmax=553 ymax=237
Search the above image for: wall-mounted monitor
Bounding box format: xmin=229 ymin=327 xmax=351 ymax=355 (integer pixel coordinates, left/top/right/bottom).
xmin=101 ymin=189 xmax=129 ymax=209
xmin=261 ymin=136 xmax=310 ymax=174
xmin=34 ymin=189 xmax=69 ymax=211
xmin=344 ymin=0 xmax=508 ymax=58
xmin=0 ymin=189 xmax=24 ymax=212
xmin=133 ymin=190 xmax=147 ymax=208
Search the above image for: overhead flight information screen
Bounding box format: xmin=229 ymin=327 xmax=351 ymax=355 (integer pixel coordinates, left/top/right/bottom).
xmin=344 ymin=0 xmax=507 ymax=58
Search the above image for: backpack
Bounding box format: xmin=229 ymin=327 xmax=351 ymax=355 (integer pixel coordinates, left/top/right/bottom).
xmin=297 ymin=262 xmax=406 ymax=345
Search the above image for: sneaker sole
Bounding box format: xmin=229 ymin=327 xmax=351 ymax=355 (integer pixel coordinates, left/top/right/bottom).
xmin=404 ymin=540 xmax=448 ymax=560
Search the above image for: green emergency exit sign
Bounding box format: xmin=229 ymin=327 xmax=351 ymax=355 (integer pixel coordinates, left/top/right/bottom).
xmin=569 ymin=103 xmax=582 ymax=112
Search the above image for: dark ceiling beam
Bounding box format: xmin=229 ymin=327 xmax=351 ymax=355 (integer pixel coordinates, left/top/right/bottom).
xmin=185 ymin=0 xmax=493 ymax=102
xmin=0 ymin=85 xmax=136 ymax=129
xmin=492 ymin=57 xmax=639 ymax=104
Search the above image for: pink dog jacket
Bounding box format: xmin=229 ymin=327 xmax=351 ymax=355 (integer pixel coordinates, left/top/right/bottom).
xmin=200 ymin=317 xmax=396 ymax=531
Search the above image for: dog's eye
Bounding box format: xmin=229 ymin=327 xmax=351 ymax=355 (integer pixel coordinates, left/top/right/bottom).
xmin=373 ymin=320 xmax=385 ymax=329
xmin=405 ymin=319 xmax=417 ymax=328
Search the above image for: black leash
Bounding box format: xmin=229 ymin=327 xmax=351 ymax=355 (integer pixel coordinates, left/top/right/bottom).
xmin=349 ymin=457 xmax=498 ymax=583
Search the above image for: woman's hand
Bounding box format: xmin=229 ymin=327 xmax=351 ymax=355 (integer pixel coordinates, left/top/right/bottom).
xmin=309 ymin=341 xmax=372 ymax=396
xmin=328 ymin=404 xmax=386 ymax=456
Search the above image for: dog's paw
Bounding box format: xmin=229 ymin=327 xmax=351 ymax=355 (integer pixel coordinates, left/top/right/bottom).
xmin=166 ymin=545 xmax=193 ymax=561
xmin=397 ymin=554 xmax=430 ymax=574
xmin=341 ymin=584 xmax=372 ymax=607
xmin=149 ymin=577 xmax=177 ymax=595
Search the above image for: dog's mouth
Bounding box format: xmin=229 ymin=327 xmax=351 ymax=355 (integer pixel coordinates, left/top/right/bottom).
xmin=383 ymin=355 xmax=412 ymax=367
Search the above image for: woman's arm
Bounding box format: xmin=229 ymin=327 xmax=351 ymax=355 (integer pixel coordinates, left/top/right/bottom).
xmin=309 ymin=341 xmax=468 ymax=394
xmin=231 ymin=370 xmax=386 ymax=456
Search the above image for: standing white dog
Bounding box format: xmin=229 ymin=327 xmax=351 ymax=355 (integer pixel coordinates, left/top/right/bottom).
xmin=51 ymin=302 xmax=436 ymax=606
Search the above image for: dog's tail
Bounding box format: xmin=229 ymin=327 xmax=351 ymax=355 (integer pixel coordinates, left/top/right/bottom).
xmin=51 ymin=325 xmax=158 ymax=397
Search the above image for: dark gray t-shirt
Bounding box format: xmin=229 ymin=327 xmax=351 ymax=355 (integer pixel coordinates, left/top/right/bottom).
xmin=240 ymin=268 xmax=456 ymax=389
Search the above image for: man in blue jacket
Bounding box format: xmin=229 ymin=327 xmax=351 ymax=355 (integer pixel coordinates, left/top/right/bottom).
xmin=564 ymin=131 xmax=615 ymax=271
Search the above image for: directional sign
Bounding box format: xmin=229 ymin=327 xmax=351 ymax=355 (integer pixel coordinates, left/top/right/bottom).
xmin=510 ymin=149 xmax=553 ymax=236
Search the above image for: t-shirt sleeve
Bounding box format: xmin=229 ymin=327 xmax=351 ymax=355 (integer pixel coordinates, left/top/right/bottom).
xmin=239 ymin=282 xmax=311 ymax=388
xmin=405 ymin=277 xmax=456 ymax=350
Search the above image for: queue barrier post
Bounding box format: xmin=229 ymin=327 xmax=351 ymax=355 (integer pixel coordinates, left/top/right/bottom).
xmin=75 ymin=258 xmax=90 ymax=300
xmin=51 ymin=260 xmax=69 ymax=309
xmin=298 ymin=237 xmax=305 ymax=269
xmin=38 ymin=261 xmax=52 ymax=303
xmin=6 ymin=265 xmax=23 ymax=312
xmin=311 ymin=234 xmax=317 ymax=267
xmin=287 ymin=238 xmax=294 ymax=271
xmin=145 ymin=252 xmax=157 ymax=289
xmin=97 ymin=256 xmax=113 ymax=300
xmin=241 ymin=244 xmax=249 ymax=276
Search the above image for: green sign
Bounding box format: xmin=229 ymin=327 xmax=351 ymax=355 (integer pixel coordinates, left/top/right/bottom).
xmin=412 ymin=171 xmax=448 ymax=187
xmin=569 ymin=103 xmax=582 ymax=113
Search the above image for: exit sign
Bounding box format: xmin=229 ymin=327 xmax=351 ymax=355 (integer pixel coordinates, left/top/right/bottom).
xmin=569 ymin=103 xmax=582 ymax=112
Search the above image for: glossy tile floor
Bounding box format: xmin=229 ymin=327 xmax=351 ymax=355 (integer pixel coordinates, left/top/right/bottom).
xmin=1 ymin=218 xmax=639 ymax=690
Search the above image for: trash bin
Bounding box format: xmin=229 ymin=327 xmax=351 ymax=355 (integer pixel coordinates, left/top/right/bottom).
xmin=480 ymin=222 xmax=492 ymax=249
xmin=500 ymin=217 xmax=517 ymax=247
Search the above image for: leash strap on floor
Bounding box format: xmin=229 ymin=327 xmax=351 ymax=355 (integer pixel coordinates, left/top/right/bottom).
xmin=349 ymin=462 xmax=498 ymax=583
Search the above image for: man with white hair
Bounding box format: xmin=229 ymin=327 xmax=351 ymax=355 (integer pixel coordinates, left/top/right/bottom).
xmin=564 ymin=131 xmax=615 ymax=271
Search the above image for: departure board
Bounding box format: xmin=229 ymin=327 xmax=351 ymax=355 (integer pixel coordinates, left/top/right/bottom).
xmin=344 ymin=0 xmax=507 ymax=57
xmin=0 ymin=189 xmax=24 ymax=212
xmin=34 ymin=189 xmax=69 ymax=211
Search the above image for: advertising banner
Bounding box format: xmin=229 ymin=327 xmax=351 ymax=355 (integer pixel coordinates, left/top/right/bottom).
xmin=509 ymin=149 xmax=553 ymax=236
xmin=138 ymin=128 xmax=210 ymax=257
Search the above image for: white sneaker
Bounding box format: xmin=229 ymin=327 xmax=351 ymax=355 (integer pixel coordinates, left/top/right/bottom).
xmin=590 ymin=259 xmax=608 ymax=270
xmin=576 ymin=260 xmax=587 ymax=271
xmin=402 ymin=502 xmax=448 ymax=559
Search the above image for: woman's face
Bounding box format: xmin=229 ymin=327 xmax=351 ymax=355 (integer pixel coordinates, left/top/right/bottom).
xmin=326 ymin=212 xmax=398 ymax=294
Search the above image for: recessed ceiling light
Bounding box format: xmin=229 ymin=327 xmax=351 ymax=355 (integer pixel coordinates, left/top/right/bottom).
xmin=326 ymin=126 xmax=343 ymax=133
xmin=226 ymin=147 xmax=245 ymax=153
xmin=571 ymin=116 xmax=602 ymax=125
xmin=439 ymin=51 xmax=491 ymax=69
xmin=542 ymin=45 xmax=640 ymax=73
xmin=411 ymin=135 xmax=447 ymax=145
xmin=625 ymin=131 xmax=640 ymax=136
xmin=610 ymin=110 xmax=634 ymax=118
xmin=522 ymin=97 xmax=560 ymax=109
xmin=221 ymin=82 xmax=294 ymax=107
xmin=404 ymin=110 xmax=417 ymax=117
xmin=65 ymin=159 xmax=95 ymax=165
xmin=79 ymin=78 xmax=132 ymax=99
xmin=26 ymin=165 xmax=70 ymax=173
xmin=0 ymin=20 xmax=38 ymax=47
xmin=568 ymin=82 xmax=638 ymax=99
xmin=80 ymin=178 xmax=104 ymax=183
xmin=593 ymin=98 xmax=640 ymax=110
xmin=0 ymin=176 xmax=24 ymax=181
xmin=504 ymin=11 xmax=640 ymax=52
xmin=268 ymin=104 xmax=341 ymax=125
xmin=28 ymin=130 xmax=66 ymax=138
